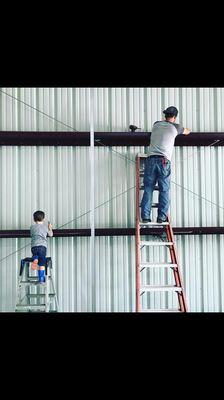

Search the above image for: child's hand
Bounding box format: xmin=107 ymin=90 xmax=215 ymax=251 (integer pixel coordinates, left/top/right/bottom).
xmin=48 ymin=221 xmax=53 ymax=230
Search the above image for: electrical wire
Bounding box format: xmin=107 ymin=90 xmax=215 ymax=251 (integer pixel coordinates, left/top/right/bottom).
xmin=1 ymin=88 xmax=224 ymax=263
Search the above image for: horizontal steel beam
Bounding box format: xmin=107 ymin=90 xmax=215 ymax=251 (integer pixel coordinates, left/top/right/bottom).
xmin=0 ymin=131 xmax=224 ymax=146
xmin=0 ymin=227 xmax=224 ymax=238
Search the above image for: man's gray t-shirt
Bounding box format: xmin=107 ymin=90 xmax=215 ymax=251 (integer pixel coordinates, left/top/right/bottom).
xmin=30 ymin=223 xmax=53 ymax=248
xmin=147 ymin=121 xmax=184 ymax=161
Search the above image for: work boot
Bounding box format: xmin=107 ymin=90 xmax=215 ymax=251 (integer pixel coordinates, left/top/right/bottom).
xmin=157 ymin=218 xmax=166 ymax=223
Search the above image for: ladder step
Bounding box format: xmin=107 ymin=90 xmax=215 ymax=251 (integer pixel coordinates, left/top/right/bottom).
xmin=20 ymin=281 xmax=47 ymax=286
xmin=140 ymin=262 xmax=177 ymax=268
xmin=139 ymin=203 xmax=158 ymax=208
xmin=140 ymin=185 xmax=159 ymax=190
xmin=140 ymin=285 xmax=182 ymax=292
xmin=139 ymin=222 xmax=169 ymax=226
xmin=15 ymin=304 xmax=46 ymax=309
xmin=15 ymin=310 xmax=45 ymax=313
xmin=26 ymin=294 xmax=55 ymax=297
xmin=140 ymin=241 xmax=173 ymax=246
xmin=141 ymin=309 xmax=181 ymax=312
xmin=27 ymin=276 xmax=39 ymax=279
xmin=27 ymin=276 xmax=51 ymax=281
xmin=138 ymin=153 xmax=148 ymax=158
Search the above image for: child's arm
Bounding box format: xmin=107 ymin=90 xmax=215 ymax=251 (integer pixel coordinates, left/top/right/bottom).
xmin=47 ymin=221 xmax=53 ymax=237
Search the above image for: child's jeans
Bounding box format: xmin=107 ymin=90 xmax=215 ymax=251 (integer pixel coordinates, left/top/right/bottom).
xmin=31 ymin=245 xmax=47 ymax=282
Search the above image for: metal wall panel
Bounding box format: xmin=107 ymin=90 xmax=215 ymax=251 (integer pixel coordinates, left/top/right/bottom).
xmin=1 ymin=235 xmax=224 ymax=312
xmin=1 ymin=87 xmax=224 ymax=312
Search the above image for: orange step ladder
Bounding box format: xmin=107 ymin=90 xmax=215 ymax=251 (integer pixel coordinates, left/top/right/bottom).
xmin=135 ymin=153 xmax=188 ymax=312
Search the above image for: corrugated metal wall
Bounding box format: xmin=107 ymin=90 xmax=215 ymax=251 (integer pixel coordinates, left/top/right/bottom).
xmin=0 ymin=87 xmax=224 ymax=312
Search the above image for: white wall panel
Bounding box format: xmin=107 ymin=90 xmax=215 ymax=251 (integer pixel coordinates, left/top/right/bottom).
xmin=0 ymin=87 xmax=224 ymax=312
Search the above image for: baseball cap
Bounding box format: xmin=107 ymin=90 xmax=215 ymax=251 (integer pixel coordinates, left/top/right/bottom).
xmin=163 ymin=106 xmax=178 ymax=116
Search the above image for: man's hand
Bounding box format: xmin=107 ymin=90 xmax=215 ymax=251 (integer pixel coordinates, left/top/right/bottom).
xmin=183 ymin=128 xmax=191 ymax=135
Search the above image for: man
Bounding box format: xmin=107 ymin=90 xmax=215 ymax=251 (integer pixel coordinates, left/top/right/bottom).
xmin=141 ymin=106 xmax=190 ymax=223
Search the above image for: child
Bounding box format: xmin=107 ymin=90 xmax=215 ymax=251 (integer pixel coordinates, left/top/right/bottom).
xmin=30 ymin=210 xmax=53 ymax=283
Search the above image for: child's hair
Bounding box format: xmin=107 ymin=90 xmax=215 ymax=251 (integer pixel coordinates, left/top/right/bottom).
xmin=33 ymin=210 xmax=45 ymax=222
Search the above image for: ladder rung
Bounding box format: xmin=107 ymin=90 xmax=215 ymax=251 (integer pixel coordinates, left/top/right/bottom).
xmin=138 ymin=153 xmax=148 ymax=158
xmin=141 ymin=309 xmax=181 ymax=312
xmin=15 ymin=304 xmax=46 ymax=309
xmin=140 ymin=241 xmax=173 ymax=246
xmin=139 ymin=203 xmax=158 ymax=208
xmin=26 ymin=294 xmax=55 ymax=297
xmin=140 ymin=285 xmax=182 ymax=292
xmin=16 ymin=310 xmax=57 ymax=313
xmin=20 ymin=281 xmax=46 ymax=285
xmin=27 ymin=276 xmax=50 ymax=281
xmin=139 ymin=222 xmax=169 ymax=226
xmin=140 ymin=186 xmax=159 ymax=190
xmin=27 ymin=276 xmax=39 ymax=279
xmin=140 ymin=262 xmax=177 ymax=268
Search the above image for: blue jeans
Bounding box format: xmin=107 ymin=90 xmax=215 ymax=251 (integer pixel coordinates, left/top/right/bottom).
xmin=140 ymin=156 xmax=171 ymax=221
xmin=31 ymin=245 xmax=47 ymax=266
xmin=31 ymin=246 xmax=47 ymax=282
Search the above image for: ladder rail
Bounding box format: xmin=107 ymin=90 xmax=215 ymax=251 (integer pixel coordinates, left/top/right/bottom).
xmin=166 ymin=217 xmax=188 ymax=312
xmin=135 ymin=154 xmax=141 ymax=312
xmin=15 ymin=267 xmax=23 ymax=310
xmin=50 ymin=271 xmax=59 ymax=311
xmin=45 ymin=267 xmax=49 ymax=312
xmin=25 ymin=262 xmax=31 ymax=308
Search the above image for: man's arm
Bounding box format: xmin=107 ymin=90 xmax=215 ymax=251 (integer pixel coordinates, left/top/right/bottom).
xmin=173 ymin=123 xmax=191 ymax=136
